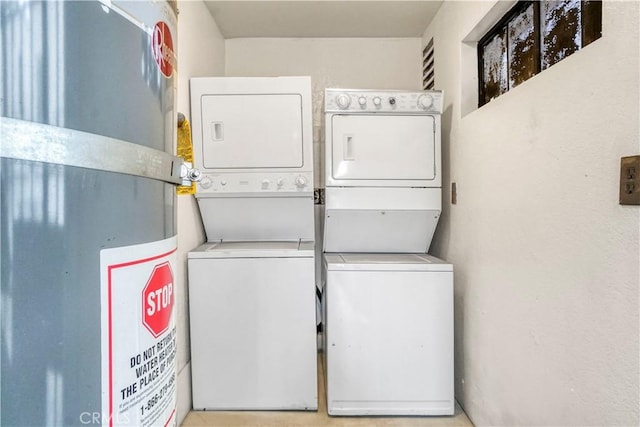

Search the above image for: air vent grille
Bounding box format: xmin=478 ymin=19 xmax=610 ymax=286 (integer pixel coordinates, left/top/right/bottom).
xmin=422 ymin=38 xmax=435 ymax=90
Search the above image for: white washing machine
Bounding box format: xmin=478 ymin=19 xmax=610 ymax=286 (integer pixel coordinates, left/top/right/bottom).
xmin=321 ymin=89 xmax=453 ymax=416
xmin=189 ymin=241 xmax=317 ymax=410
xmin=188 ymin=77 xmax=317 ymax=410
xmin=323 ymin=253 xmax=454 ymax=416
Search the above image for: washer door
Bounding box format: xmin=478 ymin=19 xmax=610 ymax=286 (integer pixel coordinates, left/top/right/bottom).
xmin=188 ymin=256 xmax=318 ymax=410
xmin=325 ymin=268 xmax=454 ymax=415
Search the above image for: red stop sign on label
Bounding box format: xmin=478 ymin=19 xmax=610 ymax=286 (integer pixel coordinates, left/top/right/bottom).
xmin=142 ymin=262 xmax=174 ymax=338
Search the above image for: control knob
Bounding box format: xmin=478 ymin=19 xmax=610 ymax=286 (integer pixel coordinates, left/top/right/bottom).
xmin=372 ymin=96 xmax=382 ymax=107
xmin=336 ymin=93 xmax=351 ymax=109
xmin=358 ymin=96 xmax=367 ymax=107
xmin=294 ymin=175 xmax=308 ymax=189
xmin=389 ymin=97 xmax=396 ymax=105
xmin=417 ymin=94 xmax=434 ymax=109
xmin=199 ymin=176 xmax=212 ymax=189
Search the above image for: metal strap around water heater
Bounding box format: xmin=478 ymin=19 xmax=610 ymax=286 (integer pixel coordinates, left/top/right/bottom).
xmin=0 ymin=117 xmax=183 ymax=185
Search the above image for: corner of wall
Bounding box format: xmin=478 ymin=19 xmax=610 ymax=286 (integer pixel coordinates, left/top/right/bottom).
xmin=176 ymin=1 xmax=225 ymax=423
xmin=426 ymin=1 xmax=640 ymax=426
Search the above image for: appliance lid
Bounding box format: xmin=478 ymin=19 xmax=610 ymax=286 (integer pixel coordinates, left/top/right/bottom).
xmin=324 ymin=253 xmax=452 ymax=271
xmin=188 ymin=240 xmax=315 ymax=258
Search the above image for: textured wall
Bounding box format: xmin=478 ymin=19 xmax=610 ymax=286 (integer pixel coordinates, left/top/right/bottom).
xmin=424 ymin=1 xmax=640 ymax=425
xmin=175 ymin=1 xmax=225 ymax=423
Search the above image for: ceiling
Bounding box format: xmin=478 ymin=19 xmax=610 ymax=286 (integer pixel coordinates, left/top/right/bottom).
xmin=203 ymin=1 xmax=443 ymax=38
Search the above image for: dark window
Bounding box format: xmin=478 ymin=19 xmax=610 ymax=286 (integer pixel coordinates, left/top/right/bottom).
xmin=478 ymin=0 xmax=602 ymax=107
xmin=508 ymin=3 xmax=539 ymax=87
xmin=481 ymin=27 xmax=508 ymax=101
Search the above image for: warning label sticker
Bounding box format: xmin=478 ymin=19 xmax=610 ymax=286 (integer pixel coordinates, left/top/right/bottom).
xmin=100 ymin=236 xmax=178 ymax=427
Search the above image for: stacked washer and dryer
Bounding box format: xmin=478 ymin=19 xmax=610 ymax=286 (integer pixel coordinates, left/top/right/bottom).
xmin=187 ymin=77 xmax=318 ymax=410
xmin=322 ymin=89 xmax=454 ymax=416
xmin=186 ymin=80 xmax=452 ymax=416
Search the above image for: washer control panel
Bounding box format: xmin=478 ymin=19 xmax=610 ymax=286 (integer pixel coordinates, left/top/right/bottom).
xmin=325 ymin=89 xmax=443 ymax=114
xmin=196 ymin=172 xmax=313 ymax=194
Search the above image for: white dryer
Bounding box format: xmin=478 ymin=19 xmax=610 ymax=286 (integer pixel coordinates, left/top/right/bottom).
xmin=323 ymin=89 xmax=443 ymax=253
xmin=323 ymin=253 xmax=454 ymax=416
xmin=191 ymin=76 xmax=314 ymax=241
xmin=188 ymin=77 xmax=317 ymax=410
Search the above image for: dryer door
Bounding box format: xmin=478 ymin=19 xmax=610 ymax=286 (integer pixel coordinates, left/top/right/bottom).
xmin=329 ymin=114 xmax=437 ymax=186
xmin=201 ymin=94 xmax=303 ymax=169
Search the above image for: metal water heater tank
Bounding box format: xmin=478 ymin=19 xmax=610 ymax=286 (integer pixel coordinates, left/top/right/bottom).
xmin=1 ymin=1 xmax=183 ymax=426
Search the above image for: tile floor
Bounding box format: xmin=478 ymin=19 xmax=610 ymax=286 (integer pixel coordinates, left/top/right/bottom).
xmin=181 ymin=355 xmax=474 ymax=427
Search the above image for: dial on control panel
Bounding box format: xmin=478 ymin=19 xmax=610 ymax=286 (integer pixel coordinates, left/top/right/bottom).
xmin=336 ymin=93 xmax=351 ymax=109
xmin=200 ymin=176 xmax=212 ymax=189
xmin=417 ymin=94 xmax=434 ymax=109
xmin=295 ymin=175 xmax=307 ymax=188
xmin=372 ymin=96 xmax=382 ymax=107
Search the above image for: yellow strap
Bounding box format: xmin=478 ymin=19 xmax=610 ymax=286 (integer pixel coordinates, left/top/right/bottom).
xmin=176 ymin=118 xmax=196 ymax=195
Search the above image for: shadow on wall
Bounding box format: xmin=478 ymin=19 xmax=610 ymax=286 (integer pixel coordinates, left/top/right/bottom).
xmin=430 ymin=103 xmax=454 ymax=259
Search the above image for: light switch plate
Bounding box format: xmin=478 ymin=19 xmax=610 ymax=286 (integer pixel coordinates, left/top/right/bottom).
xmin=620 ymin=155 xmax=640 ymax=205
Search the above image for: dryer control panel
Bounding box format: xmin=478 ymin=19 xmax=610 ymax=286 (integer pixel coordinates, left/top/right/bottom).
xmin=196 ymin=171 xmax=313 ymax=194
xmin=325 ymin=89 xmax=443 ymax=114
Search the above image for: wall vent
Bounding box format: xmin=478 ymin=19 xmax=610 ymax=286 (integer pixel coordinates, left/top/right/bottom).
xmin=422 ymin=38 xmax=435 ymax=90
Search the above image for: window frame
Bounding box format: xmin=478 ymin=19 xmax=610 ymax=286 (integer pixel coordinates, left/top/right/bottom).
xmin=477 ymin=0 xmax=602 ymax=108
xmin=477 ymin=1 xmax=536 ymax=107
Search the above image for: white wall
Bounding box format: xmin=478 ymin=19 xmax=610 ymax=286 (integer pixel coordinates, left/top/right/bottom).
xmin=424 ymin=1 xmax=640 ymax=425
xmin=225 ymin=38 xmax=420 ymax=89
xmin=175 ymin=1 xmax=224 ymax=424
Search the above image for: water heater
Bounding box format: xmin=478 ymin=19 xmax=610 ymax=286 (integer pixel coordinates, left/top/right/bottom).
xmin=1 ymin=1 xmax=183 ymax=426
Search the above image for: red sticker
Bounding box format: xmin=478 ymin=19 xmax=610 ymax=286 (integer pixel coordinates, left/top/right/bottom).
xmin=152 ymin=21 xmax=175 ymax=78
xmin=142 ymin=262 xmax=174 ymax=338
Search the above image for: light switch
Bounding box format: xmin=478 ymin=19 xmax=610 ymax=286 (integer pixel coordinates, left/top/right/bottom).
xmin=620 ymin=155 xmax=640 ymax=205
